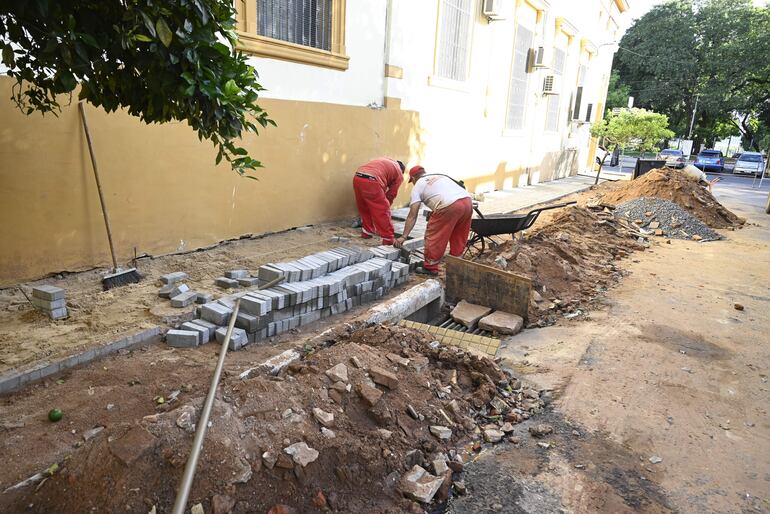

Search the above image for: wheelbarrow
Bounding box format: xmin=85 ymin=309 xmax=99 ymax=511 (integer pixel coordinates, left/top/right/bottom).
xmin=464 ymin=201 xmax=577 ymax=257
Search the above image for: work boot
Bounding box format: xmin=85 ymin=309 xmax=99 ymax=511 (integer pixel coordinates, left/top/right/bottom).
xmin=415 ymin=266 xmax=439 ymax=276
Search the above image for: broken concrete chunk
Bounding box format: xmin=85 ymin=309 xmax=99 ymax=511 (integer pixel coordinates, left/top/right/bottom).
xmin=432 ymin=459 xmax=449 ymax=475
xmin=262 ymin=451 xmax=278 ymax=469
xmin=321 ymin=427 xmax=336 ymax=439
xmin=284 ymin=442 xmax=319 ymax=467
xmin=83 ymin=426 xmax=105 ymax=441
xmin=350 ymin=356 xmax=363 ymax=368
xmin=330 ymin=381 xmax=347 ymax=393
xmin=325 ymin=363 xmax=349 ymax=383
xmin=357 ymin=382 xmax=383 ymax=406
xmin=312 ymin=408 xmax=335 ymax=428
xmin=386 ymin=353 xmax=410 ymax=367
xmin=377 ymin=429 xmax=393 ymax=439
xmin=451 ymin=300 xmax=493 ymax=328
xmin=528 ymin=424 xmax=553 ymax=438
xmin=478 ymin=311 xmax=524 ymax=336
xmin=429 ymin=425 xmax=452 ymax=441
xmin=484 ymin=428 xmax=505 ymax=443
xmin=399 ymin=465 xmax=444 ymax=504
xmin=369 ymin=366 xmax=399 ymax=389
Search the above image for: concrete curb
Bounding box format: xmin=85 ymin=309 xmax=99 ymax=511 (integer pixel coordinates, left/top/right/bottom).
xmin=500 ymin=184 xmax=595 ymax=216
xmin=364 ymin=279 xmax=444 ymax=325
xmin=0 ymin=327 xmax=162 ymax=395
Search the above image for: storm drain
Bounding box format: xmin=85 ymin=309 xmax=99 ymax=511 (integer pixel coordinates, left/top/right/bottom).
xmin=399 ymin=319 xmax=501 ymax=356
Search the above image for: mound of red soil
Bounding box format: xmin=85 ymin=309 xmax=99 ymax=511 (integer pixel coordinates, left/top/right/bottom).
xmin=5 ymin=325 xmax=544 ymax=513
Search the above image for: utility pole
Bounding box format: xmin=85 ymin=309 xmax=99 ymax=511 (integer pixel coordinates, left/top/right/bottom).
xmin=688 ymin=94 xmax=699 ymax=139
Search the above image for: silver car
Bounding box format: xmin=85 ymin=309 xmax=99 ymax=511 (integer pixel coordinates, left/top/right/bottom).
xmin=733 ymin=151 xmax=765 ymax=175
xmin=656 ymin=149 xmax=686 ymax=169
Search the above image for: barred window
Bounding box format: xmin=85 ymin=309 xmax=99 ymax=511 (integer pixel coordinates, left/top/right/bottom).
xmin=505 ymin=24 xmax=534 ymax=130
xmin=257 ymin=0 xmax=333 ymax=51
xmin=572 ymin=64 xmax=587 ymax=120
xmin=436 ymin=0 xmax=474 ymax=82
xmin=545 ymin=48 xmax=566 ymax=132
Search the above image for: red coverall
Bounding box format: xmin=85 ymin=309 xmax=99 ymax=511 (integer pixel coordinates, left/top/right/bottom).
xmin=423 ymin=197 xmax=473 ymax=272
xmin=353 ymin=158 xmax=403 ymax=245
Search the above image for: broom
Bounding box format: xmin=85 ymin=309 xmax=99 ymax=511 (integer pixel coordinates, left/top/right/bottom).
xmin=79 ymin=103 xmax=142 ymax=290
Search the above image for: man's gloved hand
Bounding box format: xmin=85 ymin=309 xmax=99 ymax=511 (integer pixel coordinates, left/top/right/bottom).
xmin=393 ymin=237 xmax=406 ymax=248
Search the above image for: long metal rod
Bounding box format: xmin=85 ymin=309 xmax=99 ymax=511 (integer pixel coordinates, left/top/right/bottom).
xmin=79 ymin=102 xmax=119 ymax=271
xmin=171 ymin=299 xmax=241 ymax=514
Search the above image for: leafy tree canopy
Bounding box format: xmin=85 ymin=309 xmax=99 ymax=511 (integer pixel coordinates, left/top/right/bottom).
xmin=591 ymin=108 xmax=675 ymax=154
xmin=606 ymin=70 xmax=632 ymax=110
xmin=0 ymin=0 xmax=274 ymax=176
xmin=613 ymin=0 xmax=770 ymax=151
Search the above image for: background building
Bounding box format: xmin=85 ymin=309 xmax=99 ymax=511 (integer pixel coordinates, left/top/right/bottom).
xmin=0 ymin=0 xmax=628 ymax=284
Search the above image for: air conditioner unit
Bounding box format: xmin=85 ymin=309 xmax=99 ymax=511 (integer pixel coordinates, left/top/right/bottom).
xmin=531 ymin=46 xmax=548 ymax=69
xmin=482 ymin=0 xmax=506 ymax=20
xmin=542 ymin=74 xmax=561 ymax=95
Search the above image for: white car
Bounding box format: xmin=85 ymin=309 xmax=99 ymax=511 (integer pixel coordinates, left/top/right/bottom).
xmin=656 ymin=149 xmax=686 ymax=169
xmin=733 ymin=152 xmax=765 ymax=175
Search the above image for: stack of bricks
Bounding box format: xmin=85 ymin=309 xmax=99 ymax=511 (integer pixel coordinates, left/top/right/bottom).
xmin=158 ymin=272 xmax=204 ymax=308
xmin=165 ymin=246 xmax=410 ymax=351
xmin=31 ymin=285 xmax=67 ymax=320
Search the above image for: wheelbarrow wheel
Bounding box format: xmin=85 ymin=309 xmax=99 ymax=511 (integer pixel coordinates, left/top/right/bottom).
xmin=464 ymin=233 xmax=485 ymax=259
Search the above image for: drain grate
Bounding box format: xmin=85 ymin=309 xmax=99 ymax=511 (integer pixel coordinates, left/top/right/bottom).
xmin=399 ymin=319 xmax=500 ymax=356
xmin=434 ymin=314 xmax=494 ymax=338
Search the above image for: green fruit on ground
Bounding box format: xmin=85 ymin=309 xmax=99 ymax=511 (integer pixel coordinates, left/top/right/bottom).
xmin=48 ymin=408 xmax=63 ymax=422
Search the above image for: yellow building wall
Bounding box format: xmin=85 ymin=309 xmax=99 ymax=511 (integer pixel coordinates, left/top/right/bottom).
xmin=0 ymin=78 xmax=424 ymax=286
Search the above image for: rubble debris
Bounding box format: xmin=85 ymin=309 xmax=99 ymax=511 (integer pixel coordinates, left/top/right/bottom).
xmin=429 ymin=426 xmax=452 ymax=441
xmin=369 ymin=366 xmax=399 ymax=389
xmin=284 ymin=442 xmax=319 ymax=467
xmin=734 ymin=303 xmax=744 ymax=311
xmin=483 ymin=428 xmax=504 ymax=443
xmin=325 ymin=363 xmax=349 ymax=383
xmin=357 ymin=382 xmax=383 ymax=406
xmin=399 ymin=465 xmax=444 ymax=503
xmin=614 ymin=197 xmax=719 ymax=241
xmin=528 ymin=424 xmax=554 ymax=438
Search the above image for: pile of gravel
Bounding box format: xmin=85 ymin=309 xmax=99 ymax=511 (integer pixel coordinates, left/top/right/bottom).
xmin=614 ymin=197 xmax=720 ymax=241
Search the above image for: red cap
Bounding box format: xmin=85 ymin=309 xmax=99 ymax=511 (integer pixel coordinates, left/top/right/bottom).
xmin=409 ymin=165 xmax=425 ymax=183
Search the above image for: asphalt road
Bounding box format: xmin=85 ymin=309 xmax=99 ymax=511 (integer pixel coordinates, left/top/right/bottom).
xmin=707 ymin=172 xmax=770 ymax=212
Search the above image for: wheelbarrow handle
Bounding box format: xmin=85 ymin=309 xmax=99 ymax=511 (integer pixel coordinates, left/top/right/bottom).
xmin=520 ymin=201 xmax=577 ymax=230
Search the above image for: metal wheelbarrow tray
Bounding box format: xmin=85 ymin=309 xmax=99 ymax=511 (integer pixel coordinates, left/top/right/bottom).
xmin=466 ymin=201 xmax=577 ymax=256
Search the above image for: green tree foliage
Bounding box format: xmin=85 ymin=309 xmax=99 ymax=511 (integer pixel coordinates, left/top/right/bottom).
xmin=606 ymin=70 xmax=632 ymax=110
xmin=591 ymin=108 xmax=675 ymax=154
xmin=0 ymin=0 xmax=274 ymax=176
xmin=614 ymin=0 xmax=770 ymax=151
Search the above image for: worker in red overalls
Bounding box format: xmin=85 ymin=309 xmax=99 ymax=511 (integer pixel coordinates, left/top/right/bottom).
xmin=353 ymin=158 xmax=405 ymax=245
xmin=394 ymin=166 xmax=472 ymax=275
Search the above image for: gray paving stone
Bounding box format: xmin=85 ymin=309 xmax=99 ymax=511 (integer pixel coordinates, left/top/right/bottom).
xmin=253 ymin=289 xmax=286 ymax=310
xmin=31 ymin=296 xmax=66 ymax=310
xmin=32 ymin=285 xmax=65 ymax=301
xmin=215 ymin=277 xmax=239 ymax=289
xmin=171 ymin=290 xmax=198 ymax=307
xmin=48 ymin=307 xmax=68 ymax=319
xmin=241 ymin=294 xmax=271 ymax=316
xmin=166 ymin=329 xmax=199 ymax=348
xmin=238 ymin=277 xmax=260 ymax=287
xmin=299 ymin=310 xmax=322 ymax=326
xmin=160 ymin=272 xmax=188 ymax=285
xmin=225 ymin=270 xmax=249 ymax=279
xmin=189 ymin=319 xmax=216 ymax=341
xmin=158 ymin=283 xmax=176 ymax=298
xmin=180 ymin=322 xmax=209 ymax=343
xmin=257 ymin=264 xmax=284 ymax=283
xmin=195 ymin=292 xmax=213 ymax=304
xmin=215 ymin=327 xmax=248 ymax=350
xmin=201 ymin=302 xmax=233 ymax=325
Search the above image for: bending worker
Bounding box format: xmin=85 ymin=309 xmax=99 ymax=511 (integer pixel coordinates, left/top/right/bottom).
xmin=394 ymin=166 xmax=472 ymax=275
xmin=353 ymin=157 xmax=405 ymax=245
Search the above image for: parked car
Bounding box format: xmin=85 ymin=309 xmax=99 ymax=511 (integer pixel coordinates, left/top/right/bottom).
xmin=733 ymin=151 xmax=765 ymax=175
xmin=656 ymin=148 xmax=686 ymax=168
xmin=693 ymin=149 xmax=724 ymax=172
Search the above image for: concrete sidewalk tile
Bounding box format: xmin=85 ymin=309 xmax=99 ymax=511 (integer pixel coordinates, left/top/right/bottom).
xmin=180 ymin=322 xmax=209 ymax=343
xmin=201 ymin=302 xmax=233 ymax=325
xmin=215 ymin=277 xmax=239 ymax=289
xmin=170 ymin=290 xmax=198 ymax=308
xmin=166 ymin=329 xmax=199 ymax=348
xmin=31 ymin=296 xmax=66 ymax=310
xmin=238 ymin=277 xmax=260 ymax=287
xmin=241 ymin=294 xmax=271 ymax=316
xmin=48 ymin=307 xmax=68 ymax=319
xmin=160 ymin=272 xmax=188 ymax=285
xmin=195 ymin=292 xmax=213 ymax=304
xmin=189 ymin=319 xmax=216 ymax=341
xmin=31 ymin=285 xmax=66 ymax=301
xmin=225 ymin=270 xmax=249 ymax=279
xmin=257 ymin=264 xmax=284 ymax=283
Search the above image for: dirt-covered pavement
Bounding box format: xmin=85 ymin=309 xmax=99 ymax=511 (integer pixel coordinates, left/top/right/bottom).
xmin=450 ymin=179 xmax=770 ymax=513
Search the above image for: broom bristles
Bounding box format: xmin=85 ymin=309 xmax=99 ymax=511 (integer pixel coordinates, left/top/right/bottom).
xmin=102 ymin=268 xmax=142 ymax=290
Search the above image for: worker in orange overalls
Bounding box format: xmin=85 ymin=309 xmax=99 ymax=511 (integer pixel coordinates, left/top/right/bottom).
xmin=394 ymin=166 xmax=472 ymax=275
xmin=353 ymin=157 xmax=405 ymax=245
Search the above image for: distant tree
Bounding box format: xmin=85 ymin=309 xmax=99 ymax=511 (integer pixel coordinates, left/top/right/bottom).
xmin=591 ymin=108 xmax=675 ymax=154
xmin=0 ymin=0 xmax=274 ymax=176
xmin=606 ymin=70 xmax=632 ymax=110
xmin=613 ymin=0 xmax=770 ymax=151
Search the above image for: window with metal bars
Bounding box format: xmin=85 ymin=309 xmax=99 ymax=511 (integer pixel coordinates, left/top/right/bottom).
xmin=505 ymin=24 xmax=533 ymax=130
xmin=435 ymin=0 xmax=474 ymax=82
xmin=572 ymin=64 xmax=587 ymax=120
xmin=545 ymin=47 xmax=566 ymax=132
xmin=257 ymin=0 xmax=333 ymax=51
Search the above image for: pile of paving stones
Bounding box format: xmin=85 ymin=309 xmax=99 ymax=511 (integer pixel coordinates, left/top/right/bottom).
xmin=30 ymin=285 xmax=67 ymax=319
xmin=614 ymin=197 xmax=720 ymax=241
xmin=165 ymin=246 xmax=411 ymax=350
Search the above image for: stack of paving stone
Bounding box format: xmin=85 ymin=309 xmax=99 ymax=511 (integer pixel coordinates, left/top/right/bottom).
xmin=30 ymin=285 xmax=67 ymax=320
xmin=158 ymin=272 xmax=203 ymax=308
xmin=165 ymin=246 xmax=410 ymax=351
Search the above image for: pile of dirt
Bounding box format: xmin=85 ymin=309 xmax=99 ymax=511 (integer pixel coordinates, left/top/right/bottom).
xmin=588 ymin=167 xmax=744 ymax=228
xmin=480 ymin=206 xmax=647 ymax=323
xmin=5 ymin=325 xmax=545 ymax=513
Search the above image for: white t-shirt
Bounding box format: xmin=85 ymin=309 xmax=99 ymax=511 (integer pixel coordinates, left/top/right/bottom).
xmin=410 ymin=175 xmax=471 ymax=211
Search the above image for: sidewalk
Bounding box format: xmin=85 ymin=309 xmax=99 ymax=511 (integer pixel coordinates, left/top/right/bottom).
xmin=475 ymin=175 xmax=599 ymax=215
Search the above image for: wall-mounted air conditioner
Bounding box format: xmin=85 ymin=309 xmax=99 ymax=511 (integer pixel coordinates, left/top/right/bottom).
xmin=482 ymin=0 xmax=506 ymax=21
xmin=542 ymin=74 xmax=561 ymax=95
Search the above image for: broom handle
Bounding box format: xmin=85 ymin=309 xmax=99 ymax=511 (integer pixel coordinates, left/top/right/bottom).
xmin=79 ymin=103 xmax=118 ymax=271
